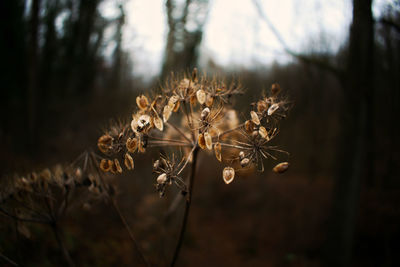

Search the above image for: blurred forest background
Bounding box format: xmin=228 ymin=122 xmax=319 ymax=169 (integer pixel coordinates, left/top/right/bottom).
xmin=1 ymin=0 xmax=399 ymax=266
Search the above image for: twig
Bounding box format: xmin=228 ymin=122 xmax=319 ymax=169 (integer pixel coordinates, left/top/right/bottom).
xmin=0 ymin=251 xmax=19 ymax=266
xmin=170 ymin=147 xmax=199 ymax=267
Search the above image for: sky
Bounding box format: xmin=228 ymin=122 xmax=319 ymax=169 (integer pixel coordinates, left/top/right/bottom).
xmin=100 ymin=0 xmax=395 ymax=80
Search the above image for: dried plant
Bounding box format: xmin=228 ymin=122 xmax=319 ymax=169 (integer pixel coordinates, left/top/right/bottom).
xmin=0 ymin=69 xmax=290 ymax=266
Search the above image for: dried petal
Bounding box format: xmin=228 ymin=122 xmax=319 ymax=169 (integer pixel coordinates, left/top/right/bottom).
xmin=163 ymin=105 xmax=172 ymax=122
xmin=214 ymin=142 xmax=222 ymax=162
xmin=157 ymin=173 xmax=167 ymax=184
xmin=198 ymin=133 xmax=206 ymax=149
xmin=250 ymin=111 xmax=260 ymax=125
xmin=196 ymin=89 xmax=206 ymax=105
xmin=124 ymin=153 xmax=134 ymax=170
xmin=126 ymin=137 xmax=138 ymax=153
xmin=268 ymin=103 xmax=279 ymax=116
xmin=136 ymin=95 xmax=149 ymax=110
xmin=223 ymin=167 xmax=235 ymax=184
xmin=204 ymin=131 xmax=212 ymax=150
xmin=100 ymin=159 xmax=112 ymax=172
xmin=273 ymin=162 xmax=289 ymax=173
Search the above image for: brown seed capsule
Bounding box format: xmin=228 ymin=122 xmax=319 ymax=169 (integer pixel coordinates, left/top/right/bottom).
xmin=157 ymin=173 xmax=167 ymax=184
xmin=201 ymin=107 xmax=210 ymax=120
xmin=245 ymin=120 xmax=254 ymax=134
xmin=223 ymin=167 xmax=235 ymax=184
xmin=198 ymin=133 xmax=206 ymax=149
xmin=136 ymin=95 xmax=149 ymax=110
xmin=98 ymin=134 xmax=113 ymax=153
xmin=268 ymin=103 xmax=279 ymax=116
xmin=250 ymin=111 xmax=260 ymax=125
xmin=259 ymin=126 xmax=268 ymax=140
xmin=214 ymin=142 xmax=222 ymax=162
xmin=153 ymin=114 xmax=164 ymax=131
xmin=204 ymin=131 xmax=212 ymax=150
xmin=271 ymin=83 xmax=281 ymax=96
xmin=196 ymin=89 xmax=206 ymax=105
xmin=257 ymin=100 xmax=268 ymax=113
xmin=240 ymin=158 xmax=250 ymax=167
xmin=100 ymin=159 xmax=112 ymax=172
xmin=111 ymin=159 xmax=123 ymax=174
xmin=205 ymin=94 xmax=214 ymax=107
xmin=163 ymin=105 xmax=172 ymax=122
xmin=126 ymin=137 xmax=138 ymax=153
xmin=273 ymin=162 xmax=289 ymax=173
xmin=124 ymin=153 xmax=134 ymax=170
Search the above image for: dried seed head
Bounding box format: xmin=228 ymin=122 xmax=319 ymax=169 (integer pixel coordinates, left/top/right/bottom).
xmin=239 ymin=151 xmax=245 ymax=160
xmin=223 ymin=167 xmax=235 ymax=184
xmin=163 ymin=105 xmax=172 ymax=122
xmin=153 ymin=114 xmax=164 ymax=131
xmin=126 ymin=137 xmax=138 ymax=153
xmin=214 ymin=142 xmax=222 ymax=162
xmin=259 ymin=126 xmax=268 ymax=140
xmin=268 ymin=103 xmax=279 ymax=116
xmin=100 ymin=159 xmax=112 ymax=172
xmin=201 ymin=107 xmax=210 ymax=120
xmin=240 ymin=158 xmax=250 ymax=167
xmin=273 ymin=162 xmax=289 ymax=173
xmin=124 ymin=153 xmax=134 ymax=170
xmin=157 ymin=173 xmax=167 ymax=184
xmin=204 ymin=131 xmax=212 ymax=150
xmin=245 ymin=120 xmax=254 ymax=134
xmin=98 ymin=134 xmax=113 ymax=153
xmin=136 ymin=95 xmax=149 ymax=110
xmin=257 ymin=100 xmax=268 ymax=113
xmin=198 ymin=133 xmax=206 ymax=149
xmin=196 ymin=89 xmax=206 ymax=105
xmin=271 ymin=83 xmax=281 ymax=96
xmin=250 ymin=111 xmax=260 ymax=125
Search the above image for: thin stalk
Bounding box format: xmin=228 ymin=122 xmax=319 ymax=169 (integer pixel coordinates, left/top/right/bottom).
xmin=166 ymin=122 xmax=192 ymax=144
xmin=51 ymin=223 xmax=75 ymax=267
xmin=0 ymin=251 xmax=18 ymax=266
xmin=111 ymin=199 xmax=150 ymax=267
xmin=170 ymin=147 xmax=199 ymax=267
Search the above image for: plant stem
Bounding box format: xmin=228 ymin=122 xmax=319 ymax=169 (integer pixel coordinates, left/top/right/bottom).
xmin=51 ymin=223 xmax=75 ymax=267
xmin=111 ymin=199 xmax=150 ymax=267
xmin=170 ymin=147 xmax=199 ymax=267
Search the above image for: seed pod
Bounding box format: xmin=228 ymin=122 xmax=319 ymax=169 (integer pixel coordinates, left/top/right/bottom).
xmin=136 ymin=95 xmax=149 ymax=110
xmin=273 ymin=162 xmax=289 ymax=173
xmin=251 ymin=130 xmax=259 ymax=138
xmin=168 ymin=95 xmax=179 ymax=108
xmin=268 ymin=103 xmax=279 ymax=116
xmin=153 ymin=114 xmax=164 ymax=131
xmin=271 ymin=83 xmax=281 ymax=96
xmin=100 ymin=159 xmax=112 ymax=172
xmin=245 ymin=120 xmax=254 ymax=134
xmin=204 ymin=131 xmax=212 ymax=150
xmin=98 ymin=134 xmax=113 ymax=153
xmin=250 ymin=111 xmax=260 ymax=125
xmin=173 ymin=100 xmax=180 ymax=112
xmin=201 ymin=107 xmax=210 ymax=120
xmin=190 ymin=94 xmax=197 ymax=105
xmin=240 ymin=158 xmax=250 ymax=167
xmin=196 ymin=89 xmax=206 ymax=105
xmin=214 ymin=142 xmax=222 ymax=162
xmin=223 ymin=167 xmax=235 ymax=184
xmin=257 ymin=100 xmax=268 ymax=113
xmin=138 ymin=114 xmax=151 ymax=129
xmin=239 ymin=151 xmax=245 ymax=160
xmin=111 ymin=159 xmax=123 ymax=174
xmin=124 ymin=153 xmax=134 ymax=170
xmin=259 ymin=126 xmax=268 ymax=140
xmin=163 ymin=105 xmax=172 ymax=122
xmin=205 ymin=94 xmax=214 ymax=107
xmin=157 ymin=173 xmax=167 ymax=184
xmin=153 ymin=160 xmax=160 ymax=170
xmin=126 ymin=137 xmax=138 ymax=153
xmin=40 ymin=168 xmax=52 ymax=183
xmin=198 ymin=133 xmax=206 ymax=149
